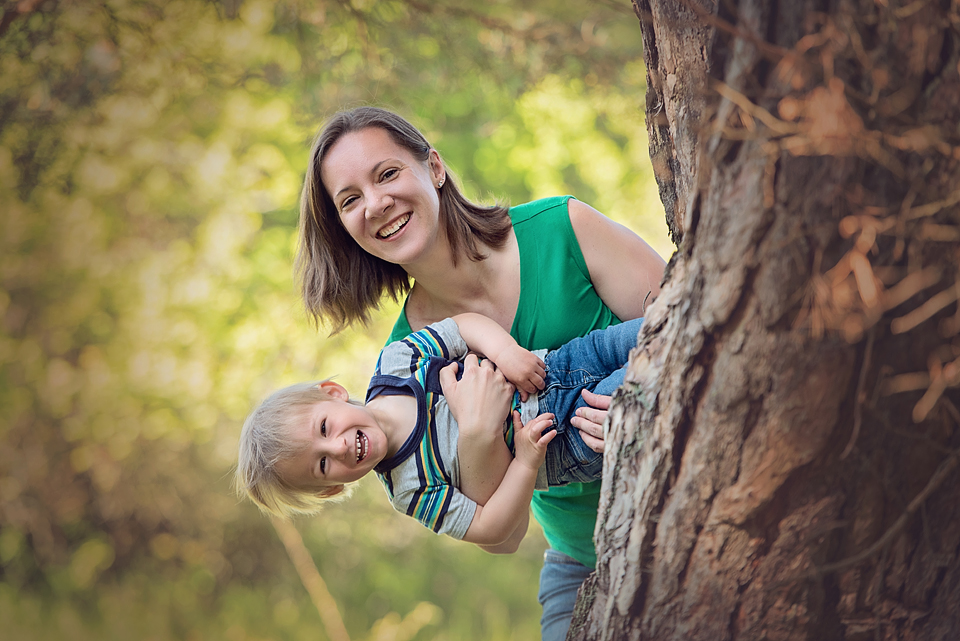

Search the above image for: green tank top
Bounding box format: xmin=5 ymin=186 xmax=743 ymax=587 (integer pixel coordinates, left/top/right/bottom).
xmin=388 ymin=195 xmax=620 ymax=568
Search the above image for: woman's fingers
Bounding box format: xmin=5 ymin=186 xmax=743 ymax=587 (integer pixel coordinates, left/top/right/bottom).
xmin=572 ymin=393 xmax=609 ymax=453
xmin=574 ymin=405 xmax=608 ymax=429
xmin=581 ymin=389 xmax=612 ymax=411
xmin=577 ymin=428 xmax=604 ymax=454
xmin=440 ymin=360 xmax=459 ymax=377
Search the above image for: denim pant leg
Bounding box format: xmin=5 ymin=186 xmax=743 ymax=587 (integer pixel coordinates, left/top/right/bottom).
xmin=538 ymin=549 xmax=593 ymax=641
xmin=540 ymin=317 xmax=644 ymax=485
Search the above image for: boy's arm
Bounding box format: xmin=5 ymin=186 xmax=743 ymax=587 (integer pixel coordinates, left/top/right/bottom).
xmin=450 ymin=312 xmax=546 ymax=400
xmin=460 ymin=412 xmax=556 ymax=546
xmin=478 ymin=508 xmax=528 ymax=554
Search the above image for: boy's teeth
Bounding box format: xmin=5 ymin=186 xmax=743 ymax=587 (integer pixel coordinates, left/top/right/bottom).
xmin=356 ymin=432 xmax=367 ymax=462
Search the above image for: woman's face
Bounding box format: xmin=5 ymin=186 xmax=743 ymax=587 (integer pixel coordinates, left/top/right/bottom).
xmin=321 ymin=127 xmax=445 ymax=267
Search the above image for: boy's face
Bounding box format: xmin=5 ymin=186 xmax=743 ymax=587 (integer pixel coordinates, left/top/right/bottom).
xmin=276 ymin=386 xmax=388 ymax=492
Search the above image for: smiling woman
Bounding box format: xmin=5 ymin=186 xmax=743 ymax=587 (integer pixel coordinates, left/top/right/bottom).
xmin=295 ymin=106 xmax=666 ymax=641
xmin=320 ymin=127 xmax=445 ymax=266
xmin=297 ymin=107 xmax=514 ymax=333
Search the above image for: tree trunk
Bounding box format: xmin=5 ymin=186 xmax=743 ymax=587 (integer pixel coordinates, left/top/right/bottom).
xmin=571 ymin=1 xmax=960 ymax=639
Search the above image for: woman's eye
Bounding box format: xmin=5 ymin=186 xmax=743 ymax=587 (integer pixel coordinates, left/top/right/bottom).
xmin=381 ymin=167 xmax=398 ymax=181
xmin=320 ymin=457 xmax=326 ymax=474
xmin=340 ymin=195 xmax=357 ymax=210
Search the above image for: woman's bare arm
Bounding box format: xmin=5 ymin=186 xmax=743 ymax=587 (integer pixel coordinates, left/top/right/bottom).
xmin=567 ymin=199 xmax=667 ymax=447
xmin=440 ymin=356 xmax=516 ymax=506
xmin=568 ymin=199 xmax=666 ymax=322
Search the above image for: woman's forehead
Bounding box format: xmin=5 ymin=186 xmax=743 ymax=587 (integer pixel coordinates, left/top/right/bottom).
xmin=321 ymin=127 xmax=412 ymax=188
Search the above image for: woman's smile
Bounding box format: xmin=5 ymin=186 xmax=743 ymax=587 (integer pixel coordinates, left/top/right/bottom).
xmin=377 ymin=213 xmax=411 ymax=239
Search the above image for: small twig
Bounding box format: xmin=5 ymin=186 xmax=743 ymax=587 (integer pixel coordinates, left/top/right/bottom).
xmin=912 ymin=356 xmax=960 ymax=423
xmin=891 ymin=284 xmax=960 ymax=334
xmin=904 ymin=188 xmax=960 ymax=220
xmin=882 ymin=371 xmax=931 ymax=395
xmin=676 ymin=0 xmax=793 ymax=62
xmin=711 ymin=80 xmax=800 ymax=136
xmin=841 ymin=327 xmax=875 ymax=459
xmin=271 ymin=516 xmax=351 ymax=641
xmin=881 ymin=266 xmax=942 ymax=311
xmin=790 ymin=446 xmax=960 ymax=583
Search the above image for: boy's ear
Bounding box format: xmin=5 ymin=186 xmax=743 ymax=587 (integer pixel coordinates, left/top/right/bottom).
xmin=320 ymin=484 xmax=344 ymax=498
xmin=318 ymin=381 xmax=349 ymax=401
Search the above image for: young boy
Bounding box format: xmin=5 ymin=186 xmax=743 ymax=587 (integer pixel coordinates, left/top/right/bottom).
xmin=236 ymin=314 xmax=643 ymax=548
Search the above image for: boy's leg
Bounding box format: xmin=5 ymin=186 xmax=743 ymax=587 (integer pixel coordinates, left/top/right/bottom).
xmin=540 ymin=317 xmax=643 ymax=420
xmin=541 ymin=364 xmax=626 ymax=485
xmin=539 ymin=318 xmax=643 ymax=485
xmin=547 ymin=317 xmax=644 ymax=378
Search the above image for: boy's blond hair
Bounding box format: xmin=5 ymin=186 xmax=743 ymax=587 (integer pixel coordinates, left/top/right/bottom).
xmin=235 ymin=381 xmax=352 ymax=518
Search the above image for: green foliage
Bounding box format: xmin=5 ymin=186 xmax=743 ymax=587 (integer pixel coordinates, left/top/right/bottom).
xmin=0 ymin=0 xmax=668 ymax=639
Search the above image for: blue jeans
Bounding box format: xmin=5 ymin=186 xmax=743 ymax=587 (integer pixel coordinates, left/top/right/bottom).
xmin=538 ymin=317 xmax=643 ymax=486
xmin=538 ymin=549 xmax=593 ymax=641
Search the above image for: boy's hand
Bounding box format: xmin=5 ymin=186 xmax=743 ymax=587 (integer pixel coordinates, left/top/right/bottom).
xmin=495 ymin=345 xmax=546 ymax=402
xmin=512 ymin=411 xmax=556 ymax=471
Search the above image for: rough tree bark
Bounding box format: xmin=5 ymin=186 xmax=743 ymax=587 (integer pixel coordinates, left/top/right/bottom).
xmin=571 ymin=1 xmax=960 ymax=640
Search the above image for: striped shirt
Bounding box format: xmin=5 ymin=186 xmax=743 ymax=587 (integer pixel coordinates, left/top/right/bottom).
xmin=368 ymin=318 xmax=539 ymax=538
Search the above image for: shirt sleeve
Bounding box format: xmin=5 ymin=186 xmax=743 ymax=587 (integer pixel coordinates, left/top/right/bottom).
xmin=390 ymin=481 xmax=478 ymax=540
xmin=377 ymin=318 xmax=468 ymax=378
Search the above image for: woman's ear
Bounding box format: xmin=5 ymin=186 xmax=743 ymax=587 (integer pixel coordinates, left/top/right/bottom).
xmin=428 ymin=149 xmax=445 ymax=186
xmin=318 ymin=380 xmax=349 ymax=401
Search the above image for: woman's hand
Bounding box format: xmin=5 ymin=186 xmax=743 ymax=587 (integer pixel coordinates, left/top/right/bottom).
xmin=442 ymin=354 xmax=516 ymax=511
xmin=570 ymin=389 xmax=611 ymax=453
xmin=440 ymin=354 xmax=516 ymax=442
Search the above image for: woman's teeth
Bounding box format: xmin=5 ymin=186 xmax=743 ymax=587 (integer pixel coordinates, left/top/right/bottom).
xmin=377 ymin=214 xmax=410 ymax=238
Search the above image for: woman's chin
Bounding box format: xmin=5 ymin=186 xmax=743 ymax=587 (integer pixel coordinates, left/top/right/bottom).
xmin=371 ymin=235 xmax=428 ymax=265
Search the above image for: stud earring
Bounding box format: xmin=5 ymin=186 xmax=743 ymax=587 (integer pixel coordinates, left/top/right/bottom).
xmin=437 ymin=178 xmax=445 ymax=188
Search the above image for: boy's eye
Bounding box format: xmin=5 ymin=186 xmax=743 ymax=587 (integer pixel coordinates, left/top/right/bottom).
xmin=320 ymin=420 xmax=326 ymax=437
xmin=320 ymin=457 xmax=327 ymax=475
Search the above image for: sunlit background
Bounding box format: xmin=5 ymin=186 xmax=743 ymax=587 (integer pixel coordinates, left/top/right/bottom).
xmin=0 ymin=1 xmax=670 ymax=639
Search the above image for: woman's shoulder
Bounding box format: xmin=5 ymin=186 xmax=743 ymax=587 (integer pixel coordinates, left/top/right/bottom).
xmin=509 ymin=195 xmax=574 ymax=225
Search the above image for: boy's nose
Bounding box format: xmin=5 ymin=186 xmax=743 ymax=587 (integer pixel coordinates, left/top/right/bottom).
xmin=334 ymin=435 xmax=353 ymax=461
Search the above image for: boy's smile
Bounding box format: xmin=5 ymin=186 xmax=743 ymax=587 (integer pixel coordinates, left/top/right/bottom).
xmin=276 ymin=385 xmax=389 ymax=492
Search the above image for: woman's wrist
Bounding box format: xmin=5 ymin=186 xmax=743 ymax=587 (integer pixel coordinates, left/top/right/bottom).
xmin=457 ymin=419 xmax=507 ymax=444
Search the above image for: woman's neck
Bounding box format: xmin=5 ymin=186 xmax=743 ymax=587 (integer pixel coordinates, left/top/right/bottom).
xmin=403 ymin=229 xmax=520 ymax=331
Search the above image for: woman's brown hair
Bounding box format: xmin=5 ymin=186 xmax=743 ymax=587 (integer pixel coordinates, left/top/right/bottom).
xmin=296 ymin=107 xmax=511 ymax=333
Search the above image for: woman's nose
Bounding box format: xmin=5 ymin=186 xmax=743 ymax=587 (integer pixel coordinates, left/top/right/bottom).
xmin=365 ymin=190 xmax=393 ymax=220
